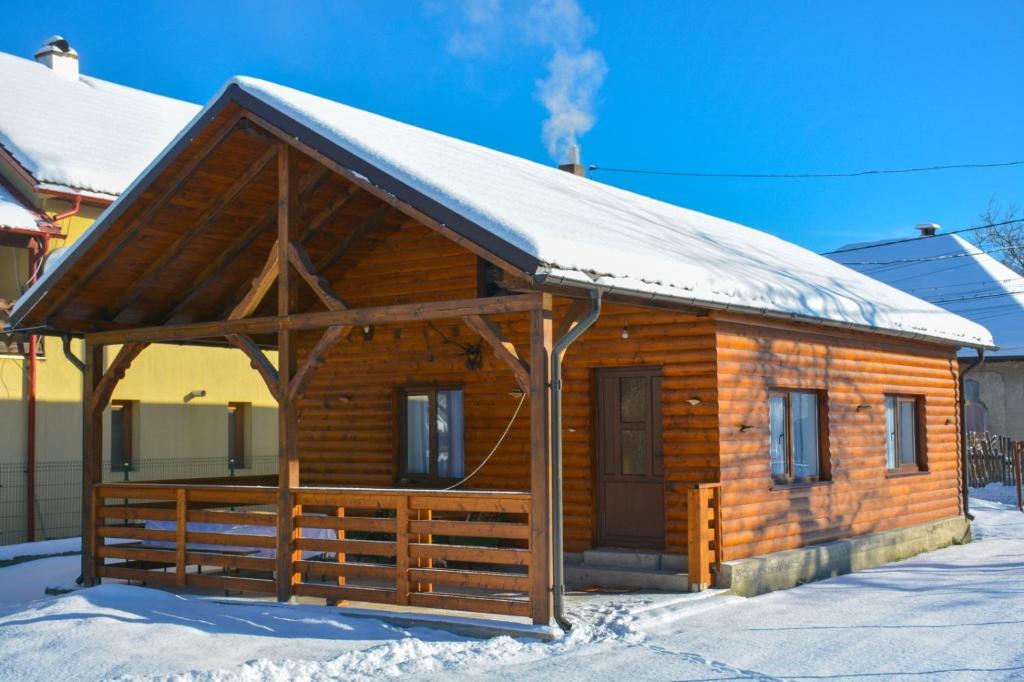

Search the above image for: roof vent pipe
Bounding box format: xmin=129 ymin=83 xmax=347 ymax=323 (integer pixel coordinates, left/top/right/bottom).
xmin=34 ymin=35 xmax=79 ymax=81
xmin=558 ymin=144 xmax=585 ymax=177
xmin=916 ymin=223 xmax=940 ymax=237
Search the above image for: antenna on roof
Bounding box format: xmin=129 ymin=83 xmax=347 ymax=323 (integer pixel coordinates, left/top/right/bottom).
xmin=916 ymin=223 xmax=941 ymax=237
xmin=558 ymin=144 xmax=585 ymax=177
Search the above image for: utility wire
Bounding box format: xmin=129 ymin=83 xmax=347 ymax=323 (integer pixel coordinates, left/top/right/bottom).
xmin=588 ymin=159 xmax=1024 ymax=179
xmin=822 ymin=218 xmax=1024 ymax=255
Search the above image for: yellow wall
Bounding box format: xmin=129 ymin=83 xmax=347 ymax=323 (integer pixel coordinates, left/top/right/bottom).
xmin=0 ymin=191 xmax=278 ymax=541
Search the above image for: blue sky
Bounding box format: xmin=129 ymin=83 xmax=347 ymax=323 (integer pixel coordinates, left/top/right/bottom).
xmin=1 ymin=0 xmax=1021 ymax=252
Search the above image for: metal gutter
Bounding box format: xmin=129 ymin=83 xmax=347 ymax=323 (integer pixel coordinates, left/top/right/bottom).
xmin=959 ymin=348 xmax=986 ymax=520
xmin=550 ymin=287 xmax=602 ymax=631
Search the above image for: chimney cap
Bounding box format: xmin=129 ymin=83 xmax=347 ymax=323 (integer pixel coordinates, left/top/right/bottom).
xmin=916 ymin=223 xmax=940 ymax=237
xmin=34 ymin=35 xmax=78 ymax=60
xmin=558 ymin=144 xmax=585 ymax=177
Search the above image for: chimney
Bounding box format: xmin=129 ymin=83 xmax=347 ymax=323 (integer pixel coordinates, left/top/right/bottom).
xmin=34 ymin=35 xmax=79 ymax=81
xmin=558 ymin=144 xmax=585 ymax=177
xmin=916 ymin=223 xmax=940 ymax=237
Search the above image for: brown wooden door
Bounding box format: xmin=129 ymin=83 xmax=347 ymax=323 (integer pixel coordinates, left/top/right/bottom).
xmin=595 ymin=366 xmax=665 ymax=549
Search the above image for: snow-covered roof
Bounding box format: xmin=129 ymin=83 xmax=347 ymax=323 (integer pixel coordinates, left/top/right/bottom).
xmin=9 ymin=76 xmax=995 ymax=350
xmin=0 ymin=51 xmax=200 ymax=198
xmin=830 ymin=233 xmax=1024 ymax=358
xmin=0 ymin=183 xmax=49 ymax=232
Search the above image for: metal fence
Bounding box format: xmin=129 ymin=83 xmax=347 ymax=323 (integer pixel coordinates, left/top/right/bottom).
xmin=1 ymin=455 xmax=278 ymax=545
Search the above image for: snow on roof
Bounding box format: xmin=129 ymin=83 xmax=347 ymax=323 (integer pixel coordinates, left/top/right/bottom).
xmin=0 ymin=51 xmax=200 ymax=198
xmin=830 ymin=233 xmax=1024 ymax=358
xmin=10 ymin=75 xmax=995 ymax=349
xmin=230 ymin=77 xmax=992 ymax=348
xmin=0 ymin=183 xmax=46 ymax=232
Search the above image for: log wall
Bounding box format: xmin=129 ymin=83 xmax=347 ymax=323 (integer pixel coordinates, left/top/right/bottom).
xmin=714 ymin=316 xmax=963 ymax=561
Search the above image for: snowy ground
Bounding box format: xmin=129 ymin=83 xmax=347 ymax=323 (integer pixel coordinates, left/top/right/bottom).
xmin=1 ymin=492 xmax=1023 ymax=681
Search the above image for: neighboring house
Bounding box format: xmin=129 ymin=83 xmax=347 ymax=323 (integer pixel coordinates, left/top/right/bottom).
xmin=831 ymin=225 xmax=1024 ymax=441
xmin=0 ymin=38 xmax=278 ymax=544
xmin=9 ymin=76 xmax=992 ymax=623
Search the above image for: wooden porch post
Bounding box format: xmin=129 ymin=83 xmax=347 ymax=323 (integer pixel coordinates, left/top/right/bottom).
xmin=80 ymin=343 xmax=104 ymax=585
xmin=276 ymin=144 xmax=301 ymax=602
xmin=529 ymin=293 xmax=554 ymax=625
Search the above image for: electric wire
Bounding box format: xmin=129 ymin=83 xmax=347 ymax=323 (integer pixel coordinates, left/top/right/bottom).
xmin=589 ymin=159 xmax=1024 ymax=179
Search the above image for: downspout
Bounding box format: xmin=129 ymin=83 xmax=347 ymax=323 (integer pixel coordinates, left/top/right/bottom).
xmin=25 ymin=234 xmax=50 ymax=541
xmin=550 ymin=288 xmax=602 ymax=631
xmin=959 ymin=347 xmax=985 ymax=521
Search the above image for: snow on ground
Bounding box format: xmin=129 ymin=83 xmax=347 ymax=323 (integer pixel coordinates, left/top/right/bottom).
xmin=0 ymin=536 xmax=79 ymax=562
xmin=1 ymin=493 xmax=1023 ymax=681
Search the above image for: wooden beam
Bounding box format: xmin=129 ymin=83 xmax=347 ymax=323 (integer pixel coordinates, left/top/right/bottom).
xmin=105 ymin=144 xmax=278 ymax=321
xmin=88 ymin=342 xmax=149 ymax=415
xmin=225 ymin=333 xmax=281 ymax=402
xmin=313 ymin=204 xmax=393 ymax=274
xmin=85 ymin=294 xmax=544 ymax=345
xmin=276 ymin=144 xmax=301 ymax=603
xmin=554 ymin=299 xmax=587 ymax=341
xmin=81 ymin=343 xmax=104 ymax=586
xmin=528 ymin=293 xmax=554 ymax=626
xmin=244 ymin=111 xmax=528 ymax=278
xmin=295 ymin=184 xmax=360 ymax=243
xmin=228 ymin=242 xmax=280 ymax=320
xmin=161 ymin=166 xmax=331 ymax=325
xmin=463 ymin=315 xmax=530 ymax=394
xmin=43 ymin=111 xmax=244 ymax=321
xmin=288 ymin=325 xmax=346 ymax=402
xmin=288 ymin=241 xmax=348 ymax=311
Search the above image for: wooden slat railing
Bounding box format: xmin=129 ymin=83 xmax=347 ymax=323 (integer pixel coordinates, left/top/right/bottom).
xmin=92 ymin=483 xmax=533 ymax=619
xmin=687 ymin=482 xmax=722 ymax=591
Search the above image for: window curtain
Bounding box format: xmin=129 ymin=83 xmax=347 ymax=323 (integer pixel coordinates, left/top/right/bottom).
xmin=885 ymin=397 xmax=897 ymax=468
xmin=769 ymin=394 xmax=787 ymax=478
xmin=437 ymin=389 xmax=464 ymax=478
xmin=790 ymin=392 xmax=819 ymax=478
xmin=405 ymin=395 xmax=430 ymax=474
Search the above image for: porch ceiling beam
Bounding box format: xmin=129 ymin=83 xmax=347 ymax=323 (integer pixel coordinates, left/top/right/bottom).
xmin=313 ymin=204 xmax=393 ymax=275
xmin=463 ymin=314 xmax=530 ymax=394
xmin=288 ymin=240 xmax=348 ymax=311
xmin=243 ymin=111 xmax=527 ymax=278
xmin=105 ymin=144 xmax=279 ymax=322
xmin=42 ymin=111 xmax=245 ymax=322
xmin=160 ymin=166 xmax=331 ymax=325
xmin=225 ymin=333 xmax=281 ymax=402
xmin=228 ymin=241 xmax=280 ymax=320
xmin=295 ymin=184 xmax=361 ymax=243
xmin=84 ymin=293 xmax=543 ymax=345
xmin=288 ymin=325 xmax=346 ymax=401
xmin=88 ymin=341 xmax=149 ymax=415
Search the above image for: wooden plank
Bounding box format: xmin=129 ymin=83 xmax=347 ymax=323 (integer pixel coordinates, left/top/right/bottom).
xmin=98 ymin=545 xmax=176 ymax=563
xmin=415 ymin=508 xmax=432 ymax=594
xmin=463 ymin=315 xmax=530 ymax=393
xmin=98 ymin=565 xmax=177 ymax=585
xmin=105 ymin=143 xmax=279 ymax=320
xmin=294 ymin=514 xmax=394 ymax=533
xmin=84 ymin=294 xmax=544 ymax=345
xmin=292 ymin=492 xmax=399 ymax=509
xmin=82 ymin=345 xmax=103 ymax=587
xmin=294 ymin=537 xmax=397 ymax=557
xmin=97 ymin=506 xmax=177 ymax=522
xmin=687 ymin=486 xmax=711 ymax=590
xmin=407 ymin=519 xmax=529 ymax=540
xmin=96 ymin=526 xmax=176 ymax=542
xmin=187 ymin=531 xmax=277 ymax=548
xmin=408 ymin=543 xmax=530 ymax=566
xmin=187 ymin=573 xmax=277 ymax=594
xmin=529 ymin=293 xmax=553 ymax=625
xmin=408 ymin=592 xmax=531 ymax=618
xmin=295 ymin=183 xmax=360 ymax=243
xmin=228 ymin=241 xmax=279 ymax=321
xmin=407 ymin=495 xmax=530 ymax=514
xmin=313 ymin=204 xmax=393 ymax=274
xmin=292 ymin=582 xmax=397 ymax=605
xmin=407 ymin=568 xmax=529 ymax=592
xmin=225 ymin=333 xmax=281 ymax=402
xmin=188 ymin=509 xmax=277 ymax=526
xmin=288 ymin=240 xmax=348 ymax=311
xmin=175 ymin=489 xmax=187 ymax=585
xmin=185 ymin=552 xmax=275 ymax=572
xmin=396 ymin=495 xmax=410 ymax=605
xmin=294 ymin=560 xmax=395 ymax=581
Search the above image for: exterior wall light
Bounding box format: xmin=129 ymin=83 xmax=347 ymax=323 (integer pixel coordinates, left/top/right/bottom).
xmin=183 ymin=389 xmax=207 ymax=403
xmin=621 ymin=325 xmax=630 ymax=339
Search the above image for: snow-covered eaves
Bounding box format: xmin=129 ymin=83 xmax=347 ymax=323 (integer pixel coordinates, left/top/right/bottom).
xmin=830 ymin=234 xmax=1024 ymax=358
xmin=0 ymin=51 xmax=200 ymax=198
xmin=0 ymin=182 xmax=56 ymax=235
xmin=10 ymin=76 xmax=996 ymax=350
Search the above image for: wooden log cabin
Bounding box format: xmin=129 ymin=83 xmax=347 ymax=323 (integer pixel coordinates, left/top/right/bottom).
xmin=8 ymin=77 xmax=993 ymax=626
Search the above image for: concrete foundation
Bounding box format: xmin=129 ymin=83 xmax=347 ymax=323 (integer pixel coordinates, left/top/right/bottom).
xmin=719 ymin=515 xmax=972 ymax=597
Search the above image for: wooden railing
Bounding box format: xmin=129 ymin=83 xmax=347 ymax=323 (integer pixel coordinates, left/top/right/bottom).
xmin=93 ymin=483 xmax=533 ymax=618
xmin=687 ymin=482 xmax=722 ymax=591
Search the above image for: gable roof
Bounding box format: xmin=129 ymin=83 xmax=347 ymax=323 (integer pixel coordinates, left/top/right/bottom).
xmin=830 ymin=233 xmax=1024 ymax=358
xmin=0 ymin=51 xmax=200 ymax=199
xmin=9 ymin=76 xmax=994 ymax=350
xmin=0 ymin=182 xmax=51 ymax=233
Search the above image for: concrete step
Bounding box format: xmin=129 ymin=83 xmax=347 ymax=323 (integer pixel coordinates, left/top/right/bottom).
xmin=565 ymin=562 xmax=690 ymax=592
xmin=581 ymin=548 xmax=687 ymax=572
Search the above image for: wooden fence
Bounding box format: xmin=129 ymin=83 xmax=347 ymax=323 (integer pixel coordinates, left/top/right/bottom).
xmin=967 ymin=431 xmax=1024 ymax=511
xmin=93 ymin=483 xmax=532 ymax=618
xmin=687 ymin=482 xmax=722 ymax=591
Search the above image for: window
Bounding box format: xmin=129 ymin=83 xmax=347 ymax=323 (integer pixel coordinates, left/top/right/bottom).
xmin=886 ymin=395 xmax=925 ymax=471
xmin=769 ymin=390 xmax=827 ymax=483
xmin=228 ymin=402 xmax=250 ymax=470
xmin=110 ymin=400 xmax=134 ymax=472
xmin=399 ymin=388 xmax=465 ymax=483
